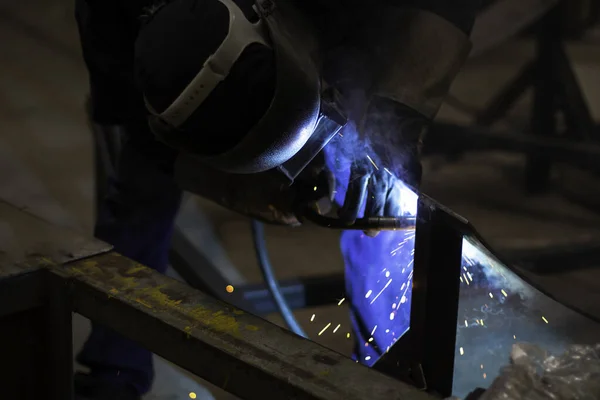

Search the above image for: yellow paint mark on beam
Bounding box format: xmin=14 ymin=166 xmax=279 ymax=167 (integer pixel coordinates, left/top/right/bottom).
xmin=184 ymin=326 xmax=192 ymax=339
xmin=126 ymin=265 xmax=146 ymax=275
xmin=69 ymin=254 xmax=260 ymax=335
xmin=135 ymin=298 xmax=154 ymax=309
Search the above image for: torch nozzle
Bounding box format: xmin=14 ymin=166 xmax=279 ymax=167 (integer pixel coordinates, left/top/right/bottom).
xmin=302 ymin=208 xmax=416 ymax=231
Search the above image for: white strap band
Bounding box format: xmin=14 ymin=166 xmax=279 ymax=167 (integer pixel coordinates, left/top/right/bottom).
xmin=146 ymin=0 xmax=271 ymax=127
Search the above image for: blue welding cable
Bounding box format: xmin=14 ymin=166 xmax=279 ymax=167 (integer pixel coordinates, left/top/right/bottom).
xmin=250 ymin=220 xmax=309 ymax=339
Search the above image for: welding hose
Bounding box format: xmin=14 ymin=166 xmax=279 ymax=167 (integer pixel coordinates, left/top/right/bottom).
xmin=251 ymin=220 xmax=309 ymax=338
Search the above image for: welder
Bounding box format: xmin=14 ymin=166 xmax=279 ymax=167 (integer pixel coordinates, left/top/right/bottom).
xmin=74 ymin=0 xmax=480 ymax=398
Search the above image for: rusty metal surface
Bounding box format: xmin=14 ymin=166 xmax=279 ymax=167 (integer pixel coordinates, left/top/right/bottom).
xmin=0 ymin=199 xmax=111 ymax=274
xmin=56 ymin=253 xmax=436 ymax=400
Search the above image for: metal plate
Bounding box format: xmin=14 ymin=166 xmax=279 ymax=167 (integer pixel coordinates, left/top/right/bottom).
xmin=0 ymin=199 xmax=111 ymax=273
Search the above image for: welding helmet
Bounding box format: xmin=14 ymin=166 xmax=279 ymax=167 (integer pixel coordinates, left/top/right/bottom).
xmin=137 ymin=0 xmax=345 ymax=182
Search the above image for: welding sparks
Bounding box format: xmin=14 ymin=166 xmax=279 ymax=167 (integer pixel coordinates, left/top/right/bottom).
xmin=333 ymin=324 xmax=341 ymax=333
xmin=366 ymin=154 xmax=379 ymax=170
xmin=371 ymin=325 xmax=378 ymax=336
xmin=226 ymin=285 xmax=234 ymax=293
xmin=389 ymin=312 xmax=395 ymax=321
xmin=347 ymin=333 xmax=351 ymax=339
xmin=463 ymin=273 xmax=470 ymax=285
xmin=489 ymin=292 xmax=494 ymax=299
xmin=310 ymin=314 xmax=315 ymax=322
xmin=365 ymin=356 xmax=371 ymax=361
xmin=465 ymin=320 xmax=468 ymax=327
xmin=189 ymin=393 xmax=197 ymax=399
xmin=385 ymin=271 xmax=390 ymax=278
xmin=383 ymin=167 xmax=392 ymax=176
xmin=542 ymin=316 xmax=549 ymax=324
xmin=365 ymin=290 xmax=373 ymax=299
xmin=501 ymin=289 xmax=508 ymax=297
xmin=459 ymin=347 xmax=464 ymax=356
xmin=370 ymin=279 xmax=392 ymax=305
xmin=318 ymin=323 xmax=332 ymax=336
xmin=483 ymin=373 xmax=487 ymax=379
xmin=368 ymin=337 xmax=374 ymax=342
xmin=337 ymin=298 xmax=346 ymax=306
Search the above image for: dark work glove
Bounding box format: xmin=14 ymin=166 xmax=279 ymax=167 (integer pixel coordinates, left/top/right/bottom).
xmin=339 ymin=96 xmax=426 ymax=227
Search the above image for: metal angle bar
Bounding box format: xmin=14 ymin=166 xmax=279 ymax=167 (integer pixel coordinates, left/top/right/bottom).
xmin=411 ymin=201 xmax=464 ymax=397
xmin=56 ymin=252 xmax=435 ymax=400
xmin=424 ymin=123 xmax=600 ymax=171
xmin=475 ymin=61 xmax=536 ymax=127
xmin=525 ymin=5 xmax=560 ymax=193
xmin=373 ymin=198 xmax=464 ymax=397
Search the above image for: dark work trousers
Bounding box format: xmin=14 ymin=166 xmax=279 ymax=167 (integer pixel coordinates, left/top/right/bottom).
xmin=77 ymin=126 xmax=182 ymax=395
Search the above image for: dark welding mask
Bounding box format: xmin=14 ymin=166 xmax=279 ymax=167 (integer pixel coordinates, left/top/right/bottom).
xmin=146 ymin=0 xmax=346 ymax=183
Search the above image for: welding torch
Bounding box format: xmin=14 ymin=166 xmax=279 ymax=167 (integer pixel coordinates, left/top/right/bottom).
xmin=302 ymin=207 xmax=417 ymax=231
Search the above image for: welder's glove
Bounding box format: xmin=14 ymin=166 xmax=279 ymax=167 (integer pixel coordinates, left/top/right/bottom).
xmin=338 ymin=96 xmax=426 ymax=226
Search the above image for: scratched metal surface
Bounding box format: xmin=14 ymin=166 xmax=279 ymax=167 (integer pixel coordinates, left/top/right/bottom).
xmin=57 ymin=253 xmax=436 ymax=400
xmin=0 ymin=199 xmax=111 ymax=274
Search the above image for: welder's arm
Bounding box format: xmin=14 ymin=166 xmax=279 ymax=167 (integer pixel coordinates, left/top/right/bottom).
xmin=76 ymin=0 xmax=180 ymax=173
xmin=75 ymin=0 xmax=145 ymax=125
xmin=338 ymin=1 xmax=480 ymax=224
xmin=368 ymin=0 xmax=479 ymax=119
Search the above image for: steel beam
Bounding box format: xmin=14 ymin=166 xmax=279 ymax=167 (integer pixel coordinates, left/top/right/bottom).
xmin=374 ymin=197 xmax=464 ymax=397
xmin=0 ymin=198 xmax=435 ymax=400
xmin=56 ymin=252 xmax=434 ymax=400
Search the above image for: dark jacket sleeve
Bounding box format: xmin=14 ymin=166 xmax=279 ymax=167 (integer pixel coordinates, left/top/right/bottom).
xmin=362 ymin=1 xmax=482 ymax=119
xmin=75 ymin=0 xmax=150 ymax=125
xmin=403 ymin=0 xmax=482 ymax=35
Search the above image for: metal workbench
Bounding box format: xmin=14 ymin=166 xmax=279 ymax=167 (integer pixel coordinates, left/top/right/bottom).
xmin=0 ymin=198 xmax=435 ymax=400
